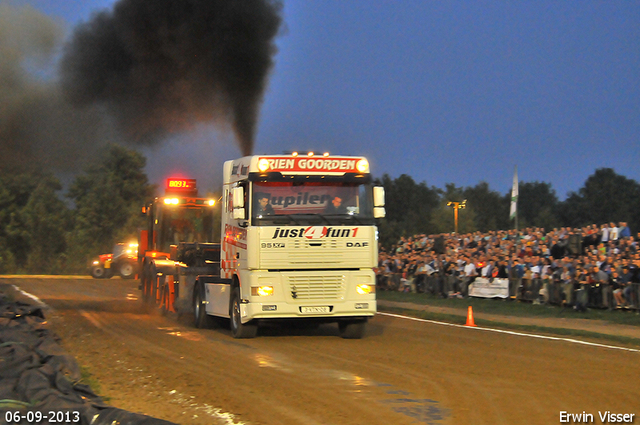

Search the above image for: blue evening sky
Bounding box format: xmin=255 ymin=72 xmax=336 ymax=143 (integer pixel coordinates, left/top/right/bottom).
xmin=9 ymin=0 xmax=640 ymax=198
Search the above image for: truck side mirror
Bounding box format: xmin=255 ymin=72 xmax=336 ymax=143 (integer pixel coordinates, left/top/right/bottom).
xmin=232 ymin=187 xmax=245 ymax=208
xmin=232 ymin=208 xmax=246 ymax=220
xmin=232 ymin=186 xmax=246 ymax=220
xmin=373 ymin=186 xmax=386 ymax=218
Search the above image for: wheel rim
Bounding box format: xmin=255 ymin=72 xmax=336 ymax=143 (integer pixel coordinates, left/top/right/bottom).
xmin=194 ymin=292 xmax=201 ymax=320
xmin=120 ymin=263 xmax=133 ymax=277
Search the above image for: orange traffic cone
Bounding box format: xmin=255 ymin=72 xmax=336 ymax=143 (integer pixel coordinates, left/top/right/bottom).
xmin=465 ymin=306 xmax=477 ymax=327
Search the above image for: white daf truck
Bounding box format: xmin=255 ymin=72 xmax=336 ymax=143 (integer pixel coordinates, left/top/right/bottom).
xmin=142 ymin=153 xmax=385 ymax=339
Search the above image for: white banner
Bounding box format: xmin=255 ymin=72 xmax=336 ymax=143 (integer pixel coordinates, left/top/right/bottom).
xmin=469 ymin=278 xmax=509 ymax=298
xmin=510 ymin=165 xmax=518 ymax=220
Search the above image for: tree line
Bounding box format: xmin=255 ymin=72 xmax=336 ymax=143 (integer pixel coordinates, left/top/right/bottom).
xmin=0 ymin=145 xmax=155 ymax=274
xmin=1 ymin=144 xmax=638 ymax=274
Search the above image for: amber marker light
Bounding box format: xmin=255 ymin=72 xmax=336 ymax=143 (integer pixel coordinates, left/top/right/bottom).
xmin=323 ymin=152 xmax=330 ymax=157
xmin=208 ymin=199 xmax=215 ymax=206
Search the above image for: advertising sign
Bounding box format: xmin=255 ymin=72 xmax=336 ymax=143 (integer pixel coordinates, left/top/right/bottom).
xmin=468 ymin=278 xmax=509 ymax=299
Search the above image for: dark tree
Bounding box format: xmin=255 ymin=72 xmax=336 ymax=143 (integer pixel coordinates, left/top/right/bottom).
xmin=463 ymin=181 xmax=509 ymax=231
xmin=66 ymin=144 xmax=155 ymax=271
xmin=558 ymin=168 xmax=640 ymax=231
xmin=509 ymin=181 xmax=560 ymax=230
xmin=375 ymin=174 xmax=440 ymax=246
xmin=0 ymin=172 xmax=69 ymax=273
xmin=23 ymin=176 xmax=71 ymax=273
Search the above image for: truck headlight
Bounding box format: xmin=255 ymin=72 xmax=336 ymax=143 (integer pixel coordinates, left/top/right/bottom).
xmin=356 ymin=284 xmax=375 ymax=295
xmin=251 ymin=286 xmax=274 ymax=296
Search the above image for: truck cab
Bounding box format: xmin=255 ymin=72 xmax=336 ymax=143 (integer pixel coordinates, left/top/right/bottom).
xmin=201 ymin=153 xmax=385 ymax=338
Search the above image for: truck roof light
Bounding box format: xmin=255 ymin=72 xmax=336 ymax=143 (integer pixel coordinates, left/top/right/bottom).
xmin=323 ymin=152 xmax=330 ymax=157
xmin=307 ymin=152 xmax=314 ymax=157
xmin=356 ymin=159 xmax=369 ymax=173
xmin=291 ymin=151 xmax=299 ymax=157
xmin=258 ymin=158 xmax=270 ymax=172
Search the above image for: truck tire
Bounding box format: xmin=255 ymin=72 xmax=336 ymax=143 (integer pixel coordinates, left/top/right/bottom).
xmin=149 ymin=266 xmax=158 ymax=305
xmin=118 ymin=262 xmax=135 ymax=279
xmin=193 ymin=284 xmax=213 ymax=328
xmin=142 ymin=265 xmax=156 ymax=304
xmin=160 ymin=282 xmax=169 ymax=316
xmin=141 ymin=269 xmax=150 ymax=303
xmin=338 ymin=319 xmax=367 ymax=339
xmin=91 ymin=265 xmax=106 ymax=279
xmin=230 ymin=287 xmax=257 ymax=338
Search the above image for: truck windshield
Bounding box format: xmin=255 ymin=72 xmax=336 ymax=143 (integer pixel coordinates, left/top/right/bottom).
xmin=158 ymin=206 xmax=217 ymax=252
xmin=251 ymin=181 xmax=374 ymax=226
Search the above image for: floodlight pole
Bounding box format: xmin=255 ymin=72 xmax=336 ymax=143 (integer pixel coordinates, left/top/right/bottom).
xmin=447 ymin=200 xmax=467 ymax=234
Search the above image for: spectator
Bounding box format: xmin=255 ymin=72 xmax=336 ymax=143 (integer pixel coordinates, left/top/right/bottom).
xmin=619 ymin=222 xmax=631 ymax=239
xmin=609 ymin=222 xmax=619 ymax=242
xmin=376 ymin=221 xmax=638 ymax=312
xmin=601 ymin=223 xmax=610 ymax=243
xmin=611 ymin=271 xmax=627 ymax=308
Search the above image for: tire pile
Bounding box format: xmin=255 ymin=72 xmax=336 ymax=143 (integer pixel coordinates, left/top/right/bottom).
xmin=0 ymin=293 xmax=177 ymax=425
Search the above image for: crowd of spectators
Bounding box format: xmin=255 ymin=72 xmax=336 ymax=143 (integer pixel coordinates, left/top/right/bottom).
xmin=376 ymin=222 xmax=640 ymax=311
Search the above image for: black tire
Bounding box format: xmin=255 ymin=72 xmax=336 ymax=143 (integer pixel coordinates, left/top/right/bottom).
xmin=338 ymin=319 xmax=367 ymax=339
xmin=141 ymin=267 xmax=150 ymax=303
xmin=193 ymin=283 xmax=213 ymax=328
xmin=230 ymin=287 xmax=257 ymax=338
xmin=160 ymin=283 xmax=169 ymax=316
xmin=91 ymin=265 xmax=106 ymax=279
xmin=142 ymin=265 xmax=156 ymax=304
xmin=149 ymin=267 xmax=158 ymax=305
xmin=118 ymin=262 xmax=135 ymax=279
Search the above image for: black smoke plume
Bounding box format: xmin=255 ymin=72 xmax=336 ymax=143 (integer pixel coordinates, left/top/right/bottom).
xmin=60 ymin=0 xmax=283 ymax=156
xmin=0 ymin=5 xmax=115 ymax=172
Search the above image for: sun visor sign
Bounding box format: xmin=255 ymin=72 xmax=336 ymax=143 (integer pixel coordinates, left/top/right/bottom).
xmin=258 ymin=157 xmax=364 ymax=173
xmin=271 ymin=226 xmax=360 ymax=239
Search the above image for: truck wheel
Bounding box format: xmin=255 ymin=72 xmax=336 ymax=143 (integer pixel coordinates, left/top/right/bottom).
xmin=160 ymin=283 xmax=169 ymax=316
xmin=193 ymin=284 xmax=213 ymax=328
xmin=142 ymin=265 xmax=155 ymax=304
xmin=141 ymin=271 xmax=150 ymax=303
xmin=119 ymin=262 xmax=135 ymax=279
xmin=338 ymin=319 xmax=367 ymax=339
xmin=150 ymin=267 xmax=158 ymax=305
xmin=91 ymin=265 xmax=106 ymax=279
xmin=230 ymin=287 xmax=257 ymax=338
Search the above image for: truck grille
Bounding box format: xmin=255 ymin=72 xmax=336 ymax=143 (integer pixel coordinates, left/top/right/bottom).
xmin=287 ymin=275 xmax=345 ymax=300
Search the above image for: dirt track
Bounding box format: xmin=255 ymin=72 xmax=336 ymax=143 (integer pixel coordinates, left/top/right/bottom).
xmin=3 ymin=277 xmax=639 ymax=425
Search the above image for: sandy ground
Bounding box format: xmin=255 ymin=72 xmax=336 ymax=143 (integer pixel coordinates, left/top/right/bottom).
xmin=3 ymin=276 xmax=639 ymax=425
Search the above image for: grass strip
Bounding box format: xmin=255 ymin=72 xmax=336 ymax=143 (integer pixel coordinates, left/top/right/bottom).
xmin=377 ymin=291 xmax=640 ymax=326
xmin=379 ymin=305 xmax=640 ymax=348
